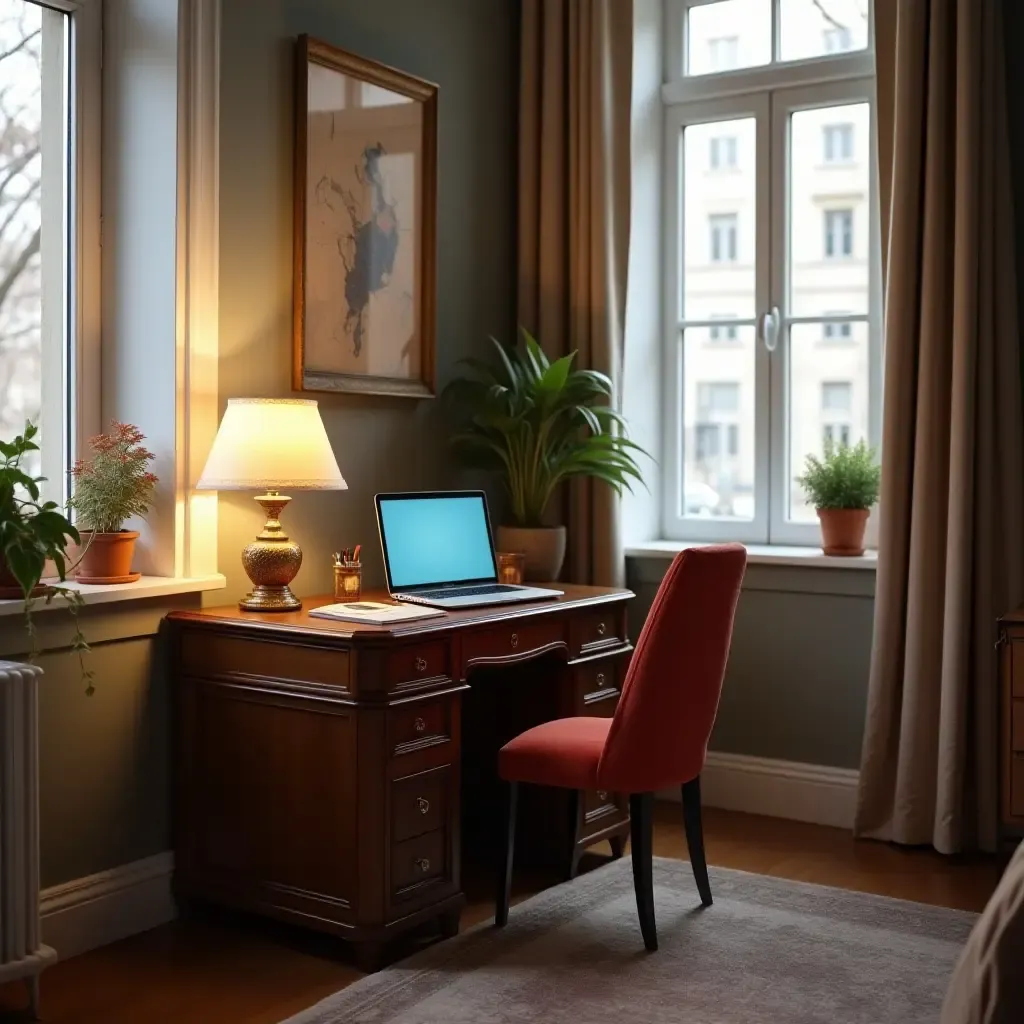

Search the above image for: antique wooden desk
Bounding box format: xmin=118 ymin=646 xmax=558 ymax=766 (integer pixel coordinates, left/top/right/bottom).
xmin=168 ymin=585 xmax=634 ymax=968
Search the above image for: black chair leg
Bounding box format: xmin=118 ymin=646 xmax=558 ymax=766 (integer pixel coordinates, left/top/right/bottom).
xmin=567 ymin=789 xmax=582 ymax=880
xmin=629 ymin=792 xmax=657 ymax=951
xmin=682 ymin=775 xmax=713 ymax=906
xmin=495 ymin=780 xmax=518 ymax=926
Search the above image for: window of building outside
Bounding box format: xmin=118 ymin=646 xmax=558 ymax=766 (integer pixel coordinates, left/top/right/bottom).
xmin=823 ymin=123 xmax=854 ymax=162
xmin=0 ymin=0 xmax=95 ymax=502
xmin=709 ymin=213 xmax=738 ymax=263
xmin=710 ymin=135 xmax=737 ymax=170
xmin=663 ymin=0 xmax=880 ymax=544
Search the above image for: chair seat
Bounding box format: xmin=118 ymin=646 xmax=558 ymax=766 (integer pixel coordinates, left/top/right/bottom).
xmin=498 ymin=716 xmax=612 ymax=790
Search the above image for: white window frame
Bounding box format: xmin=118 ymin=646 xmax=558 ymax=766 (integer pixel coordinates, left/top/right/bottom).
xmin=661 ymin=1 xmax=881 ymax=546
xmin=31 ymin=0 xmax=101 ymax=503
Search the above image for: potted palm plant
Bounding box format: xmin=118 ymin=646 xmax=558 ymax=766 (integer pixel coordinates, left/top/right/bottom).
xmin=443 ymin=329 xmax=647 ymax=580
xmin=69 ymin=422 xmax=158 ymax=584
xmin=796 ymin=439 xmax=881 ymax=556
xmin=0 ymin=422 xmax=93 ymax=690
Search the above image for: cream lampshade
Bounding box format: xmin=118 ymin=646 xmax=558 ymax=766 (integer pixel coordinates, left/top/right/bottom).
xmin=198 ymin=398 xmax=347 ymax=612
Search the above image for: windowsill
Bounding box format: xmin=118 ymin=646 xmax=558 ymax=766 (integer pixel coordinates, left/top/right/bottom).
xmin=625 ymin=540 xmax=877 ymax=570
xmin=0 ymin=574 xmax=227 ymax=617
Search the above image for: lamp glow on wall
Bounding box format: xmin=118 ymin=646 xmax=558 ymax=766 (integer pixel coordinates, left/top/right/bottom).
xmin=197 ymin=398 xmax=346 ymax=611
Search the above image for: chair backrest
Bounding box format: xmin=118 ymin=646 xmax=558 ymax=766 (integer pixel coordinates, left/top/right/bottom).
xmin=596 ymin=544 xmax=746 ymax=793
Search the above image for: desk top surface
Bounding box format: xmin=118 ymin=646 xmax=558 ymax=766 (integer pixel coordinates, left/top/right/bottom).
xmin=169 ymin=585 xmax=634 ymax=642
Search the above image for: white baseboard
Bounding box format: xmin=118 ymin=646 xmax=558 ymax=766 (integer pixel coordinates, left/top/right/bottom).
xmin=660 ymin=752 xmax=860 ymax=830
xmin=40 ymin=852 xmax=175 ymax=960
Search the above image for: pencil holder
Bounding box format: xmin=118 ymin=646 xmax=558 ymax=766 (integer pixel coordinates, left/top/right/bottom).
xmin=333 ymin=562 xmax=362 ymax=601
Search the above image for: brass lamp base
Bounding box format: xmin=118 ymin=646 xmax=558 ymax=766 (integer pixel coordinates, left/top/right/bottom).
xmin=240 ymin=491 xmax=303 ymax=612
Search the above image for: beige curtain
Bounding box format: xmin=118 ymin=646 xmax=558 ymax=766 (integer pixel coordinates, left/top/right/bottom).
xmin=518 ymin=0 xmax=633 ymax=587
xmin=855 ymin=0 xmax=1024 ymax=853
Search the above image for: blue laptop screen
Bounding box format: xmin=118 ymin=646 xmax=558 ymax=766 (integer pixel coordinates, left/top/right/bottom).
xmin=379 ymin=495 xmax=497 ymax=589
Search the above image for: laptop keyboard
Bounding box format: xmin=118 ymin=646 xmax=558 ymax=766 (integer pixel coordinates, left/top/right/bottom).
xmin=401 ymin=584 xmax=521 ymax=600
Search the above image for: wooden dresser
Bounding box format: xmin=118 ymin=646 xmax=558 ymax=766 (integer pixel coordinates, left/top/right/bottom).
xmin=998 ymin=608 xmax=1024 ymax=844
xmin=168 ymin=586 xmax=634 ymax=969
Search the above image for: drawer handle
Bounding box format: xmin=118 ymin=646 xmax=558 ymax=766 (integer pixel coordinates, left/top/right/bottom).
xmin=596 ymin=672 xmax=606 ymax=686
xmin=414 ymin=717 xmax=426 ymax=733
xmin=415 ymin=656 xmax=428 ymax=672
xmin=510 ymin=633 xmax=519 ymax=649
xmin=415 ymin=857 xmax=431 ymax=873
xmin=598 ymin=790 xmax=609 ymax=802
xmin=597 ymin=621 xmax=607 ymax=636
xmin=417 ymin=796 xmax=430 ymax=815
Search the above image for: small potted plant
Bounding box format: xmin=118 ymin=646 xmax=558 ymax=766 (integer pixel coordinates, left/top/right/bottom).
xmin=443 ymin=328 xmax=647 ymax=580
xmin=0 ymin=422 xmax=93 ymax=690
xmin=69 ymin=422 xmax=158 ymax=584
xmin=796 ymin=439 xmax=881 ymax=556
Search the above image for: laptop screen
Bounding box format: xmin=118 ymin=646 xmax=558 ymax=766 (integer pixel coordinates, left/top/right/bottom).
xmin=378 ymin=493 xmax=497 ymax=590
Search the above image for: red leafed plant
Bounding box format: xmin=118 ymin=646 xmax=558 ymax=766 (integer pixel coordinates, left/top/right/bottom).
xmin=69 ymin=422 xmax=159 ymax=533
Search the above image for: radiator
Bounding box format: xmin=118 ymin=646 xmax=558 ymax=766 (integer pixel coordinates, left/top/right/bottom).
xmin=0 ymin=661 xmax=55 ymax=1017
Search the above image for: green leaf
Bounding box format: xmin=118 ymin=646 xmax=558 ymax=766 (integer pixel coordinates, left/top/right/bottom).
xmin=4 ymin=539 xmax=44 ymax=598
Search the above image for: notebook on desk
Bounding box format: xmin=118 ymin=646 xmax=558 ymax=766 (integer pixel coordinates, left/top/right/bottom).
xmin=374 ymin=491 xmax=563 ymax=610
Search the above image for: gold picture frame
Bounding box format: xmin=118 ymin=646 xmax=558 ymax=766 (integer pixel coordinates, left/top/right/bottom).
xmin=293 ymin=36 xmax=437 ymax=398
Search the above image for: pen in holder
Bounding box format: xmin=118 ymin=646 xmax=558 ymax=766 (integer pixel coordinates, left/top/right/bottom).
xmin=333 ymin=547 xmax=362 ymax=601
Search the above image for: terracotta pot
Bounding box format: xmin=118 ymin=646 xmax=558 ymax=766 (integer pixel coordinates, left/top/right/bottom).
xmin=817 ymin=508 xmax=870 ymax=556
xmin=496 ymin=525 xmax=567 ymax=582
xmin=0 ymin=558 xmax=46 ymax=600
xmin=76 ymin=531 xmax=142 ymax=585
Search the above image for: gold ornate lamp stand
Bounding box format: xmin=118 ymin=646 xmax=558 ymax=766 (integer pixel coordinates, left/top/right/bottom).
xmin=240 ymin=491 xmax=303 ymax=611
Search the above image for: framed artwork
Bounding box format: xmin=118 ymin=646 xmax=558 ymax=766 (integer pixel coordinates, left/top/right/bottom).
xmin=293 ymin=36 xmax=437 ymax=398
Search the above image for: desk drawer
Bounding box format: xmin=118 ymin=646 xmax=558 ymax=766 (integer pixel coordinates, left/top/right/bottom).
xmin=181 ymin=633 xmax=350 ymax=690
xmin=1013 ymin=642 xmax=1024 ymax=698
xmin=387 ymin=641 xmax=450 ymax=687
xmin=575 ymin=660 xmax=621 ymax=716
xmin=388 ymin=698 xmax=452 ymax=756
xmin=462 ymin=620 xmax=566 ymax=668
xmin=1012 ymin=756 xmax=1024 ymax=818
xmin=1014 ymin=701 xmax=1024 ymax=752
xmin=391 ymin=830 xmax=446 ymax=897
xmin=392 ymin=765 xmax=449 ymax=842
xmin=570 ymin=608 xmax=624 ymax=657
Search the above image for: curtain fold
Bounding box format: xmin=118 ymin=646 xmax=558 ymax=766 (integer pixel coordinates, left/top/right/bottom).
xmin=855 ymin=0 xmax=1024 ymax=853
xmin=518 ymin=0 xmax=633 ymax=587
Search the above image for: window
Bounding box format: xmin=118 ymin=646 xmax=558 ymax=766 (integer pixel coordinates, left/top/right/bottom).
xmin=824 ymin=209 xmax=854 ymax=258
xmin=663 ymin=2 xmax=880 ymax=544
xmin=0 ymin=0 xmax=99 ymax=500
xmin=708 ymin=35 xmax=739 ymax=71
xmin=823 ymin=319 xmax=853 ymax=341
xmin=709 ymin=135 xmax=737 ymax=170
xmin=823 ymin=26 xmax=852 ymax=53
xmin=709 ymin=213 xmax=738 ymax=263
xmin=709 ymin=315 xmax=739 ymax=343
xmin=823 ymin=124 xmax=854 ymax=162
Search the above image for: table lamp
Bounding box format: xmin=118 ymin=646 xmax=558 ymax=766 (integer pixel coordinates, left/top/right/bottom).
xmin=197 ymin=398 xmax=347 ymax=612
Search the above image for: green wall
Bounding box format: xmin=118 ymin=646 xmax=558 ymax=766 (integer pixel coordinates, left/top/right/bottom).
xmin=25 ymin=0 xmax=518 ymax=890
xmin=627 ymin=558 xmax=874 ymax=769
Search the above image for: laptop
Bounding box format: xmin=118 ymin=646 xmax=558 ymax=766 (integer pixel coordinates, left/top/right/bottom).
xmin=375 ymin=491 xmax=563 ymax=609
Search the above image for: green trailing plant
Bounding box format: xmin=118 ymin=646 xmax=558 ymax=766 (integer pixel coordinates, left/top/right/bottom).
xmin=69 ymin=421 xmax=158 ymax=533
xmin=443 ymin=328 xmax=649 ymax=527
xmin=796 ymin=439 xmax=881 ymax=510
xmin=0 ymin=422 xmax=94 ymax=693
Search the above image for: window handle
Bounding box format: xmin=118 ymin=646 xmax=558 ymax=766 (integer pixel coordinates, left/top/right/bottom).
xmin=760 ymin=307 xmax=781 ymax=353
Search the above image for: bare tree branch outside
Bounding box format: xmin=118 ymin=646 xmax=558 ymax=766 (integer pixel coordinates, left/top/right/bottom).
xmin=0 ymin=0 xmax=42 ymax=453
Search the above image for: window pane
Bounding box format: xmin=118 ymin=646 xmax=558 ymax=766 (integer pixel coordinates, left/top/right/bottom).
xmin=779 ymin=0 xmax=869 ymax=61
xmin=681 ymin=325 xmax=756 ymax=521
xmin=0 ymin=0 xmax=68 ymax=487
xmin=789 ymin=103 xmax=870 ymax=316
xmin=686 ymin=1 xmax=771 ymax=76
xmin=682 ymin=118 xmax=756 ymax=319
xmin=787 ymin=321 xmax=870 ymax=521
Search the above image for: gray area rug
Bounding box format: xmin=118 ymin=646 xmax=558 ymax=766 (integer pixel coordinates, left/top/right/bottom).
xmin=282 ymin=857 xmax=976 ymax=1024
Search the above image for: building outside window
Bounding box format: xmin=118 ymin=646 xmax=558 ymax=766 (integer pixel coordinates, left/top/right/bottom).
xmin=663 ymin=0 xmax=879 ymax=541
xmin=709 ymin=135 xmax=738 ymax=170
xmin=708 ymin=35 xmax=739 ymax=71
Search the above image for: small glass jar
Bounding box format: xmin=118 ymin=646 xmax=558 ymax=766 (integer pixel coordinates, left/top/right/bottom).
xmin=333 ymin=562 xmax=362 ymax=601
xmin=496 ymin=551 xmax=526 ymax=585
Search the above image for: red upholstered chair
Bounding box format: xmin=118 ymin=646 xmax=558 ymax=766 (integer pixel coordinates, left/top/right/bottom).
xmin=495 ymin=544 xmax=747 ymax=951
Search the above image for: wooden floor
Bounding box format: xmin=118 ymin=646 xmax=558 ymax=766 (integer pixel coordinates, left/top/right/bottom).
xmin=0 ymin=804 xmax=1002 ymax=1024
